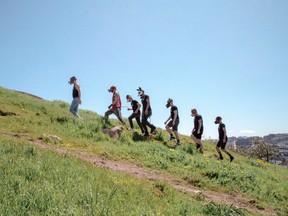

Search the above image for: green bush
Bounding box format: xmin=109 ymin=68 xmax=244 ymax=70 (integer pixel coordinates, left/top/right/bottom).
xmin=202 ymin=202 xmax=247 ymax=216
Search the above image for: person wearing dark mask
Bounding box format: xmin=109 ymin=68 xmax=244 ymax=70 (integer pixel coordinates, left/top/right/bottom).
xmin=137 ymin=87 xmax=156 ymax=137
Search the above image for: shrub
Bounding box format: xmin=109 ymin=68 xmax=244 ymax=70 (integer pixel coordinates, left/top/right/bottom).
xmin=202 ymin=202 xmax=247 ymax=216
xmin=153 ymin=131 xmax=164 ymax=142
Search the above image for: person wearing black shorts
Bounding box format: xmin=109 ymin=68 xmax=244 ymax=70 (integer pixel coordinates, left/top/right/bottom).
xmin=214 ymin=116 xmax=234 ymax=162
xmin=190 ymin=108 xmax=204 ymax=153
xmin=137 ymin=87 xmax=156 ymax=137
xmin=126 ymin=95 xmax=144 ymax=134
xmin=164 ymin=98 xmax=180 ymax=145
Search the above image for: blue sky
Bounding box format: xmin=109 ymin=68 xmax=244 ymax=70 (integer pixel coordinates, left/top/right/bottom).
xmin=1 ymin=0 xmax=287 ymax=139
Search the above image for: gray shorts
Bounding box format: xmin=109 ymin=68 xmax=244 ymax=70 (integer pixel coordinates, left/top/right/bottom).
xmin=105 ymin=108 xmax=125 ymax=124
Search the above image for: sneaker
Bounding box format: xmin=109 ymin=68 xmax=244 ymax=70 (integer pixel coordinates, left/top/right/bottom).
xmin=218 ymin=156 xmax=224 ymax=160
xmin=176 ymin=140 xmax=181 ymax=145
xmin=150 ymin=126 xmax=156 ymax=134
xmin=142 ymin=133 xmax=149 ymax=137
xmin=171 ymin=143 xmax=180 ymax=149
xmin=196 ymin=144 xmax=203 ymax=154
xmin=230 ymin=156 xmax=234 ymax=162
xmin=101 ymin=116 xmax=107 ymax=120
xmin=169 ymin=136 xmax=176 ymax=141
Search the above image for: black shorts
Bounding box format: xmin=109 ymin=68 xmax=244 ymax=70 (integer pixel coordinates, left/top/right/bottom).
xmin=167 ymin=119 xmax=179 ymax=132
xmin=192 ymin=130 xmax=202 ymax=139
xmin=217 ymin=139 xmax=227 ymax=149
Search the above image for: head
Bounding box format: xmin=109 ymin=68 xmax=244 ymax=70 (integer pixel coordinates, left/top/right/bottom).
xmin=108 ymin=85 xmax=116 ymax=93
xmin=166 ymin=98 xmax=173 ymax=108
xmin=191 ymin=108 xmax=197 ymax=117
xmin=214 ymin=116 xmax=222 ymax=124
xmin=137 ymin=87 xmax=144 ymax=97
xmin=68 ymin=76 xmax=77 ymax=84
xmin=126 ymin=95 xmax=132 ymax=102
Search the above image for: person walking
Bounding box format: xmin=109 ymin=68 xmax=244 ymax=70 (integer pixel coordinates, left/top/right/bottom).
xmin=214 ymin=116 xmax=234 ymax=162
xmin=191 ymin=108 xmax=204 ymax=153
xmin=104 ymin=86 xmax=127 ymax=127
xmin=137 ymin=87 xmax=156 ymax=136
xmin=68 ymin=76 xmax=82 ymax=119
xmin=126 ymin=95 xmax=144 ymax=133
xmin=164 ymin=98 xmax=180 ymax=146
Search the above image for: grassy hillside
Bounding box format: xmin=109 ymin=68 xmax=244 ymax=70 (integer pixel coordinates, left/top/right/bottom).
xmin=0 ymin=87 xmax=287 ymax=215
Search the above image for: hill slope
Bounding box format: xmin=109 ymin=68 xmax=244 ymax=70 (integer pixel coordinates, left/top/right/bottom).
xmin=0 ymin=87 xmax=287 ymax=215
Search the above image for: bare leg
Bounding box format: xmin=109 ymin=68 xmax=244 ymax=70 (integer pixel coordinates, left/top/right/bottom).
xmin=174 ymin=131 xmax=180 ymax=141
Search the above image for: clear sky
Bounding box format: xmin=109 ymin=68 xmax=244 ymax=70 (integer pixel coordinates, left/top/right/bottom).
xmin=1 ymin=0 xmax=287 ymax=139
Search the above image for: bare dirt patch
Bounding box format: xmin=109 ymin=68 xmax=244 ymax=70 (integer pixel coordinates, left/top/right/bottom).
xmin=2 ymin=132 xmax=277 ymax=215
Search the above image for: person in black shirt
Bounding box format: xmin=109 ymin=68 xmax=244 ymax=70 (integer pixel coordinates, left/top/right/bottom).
xmin=137 ymin=87 xmax=156 ymax=136
xmin=126 ymin=95 xmax=144 ymax=133
xmin=68 ymin=76 xmax=82 ymax=119
xmin=191 ymin=108 xmax=203 ymax=153
xmin=164 ymin=98 xmax=180 ymax=145
xmin=214 ymin=116 xmax=234 ymax=162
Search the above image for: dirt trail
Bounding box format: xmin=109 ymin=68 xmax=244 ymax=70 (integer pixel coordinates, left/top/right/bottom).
xmin=2 ymin=133 xmax=277 ymax=215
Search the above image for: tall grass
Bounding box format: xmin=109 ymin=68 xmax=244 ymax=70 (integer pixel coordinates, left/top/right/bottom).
xmin=0 ymin=137 xmax=250 ymax=215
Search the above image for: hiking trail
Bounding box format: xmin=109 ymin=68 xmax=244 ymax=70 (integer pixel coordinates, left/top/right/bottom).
xmin=2 ymin=132 xmax=277 ymax=215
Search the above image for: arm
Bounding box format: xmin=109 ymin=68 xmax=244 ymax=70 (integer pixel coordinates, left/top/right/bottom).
xmin=223 ymin=126 xmax=227 ymax=142
xmin=145 ymin=98 xmax=150 ymax=115
xmin=192 ymin=119 xmax=195 ymax=133
xmin=172 ymin=109 xmax=178 ymax=125
xmin=75 ymin=83 xmax=82 ymax=104
xmin=134 ymin=103 xmax=141 ymax=114
xmin=164 ymin=116 xmax=171 ymax=125
xmin=112 ymin=97 xmax=118 ymax=105
xmin=112 ymin=93 xmax=119 ymax=106
xmin=197 ymin=119 xmax=202 ymax=134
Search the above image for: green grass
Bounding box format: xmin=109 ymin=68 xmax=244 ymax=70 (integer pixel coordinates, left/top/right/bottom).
xmin=0 ymin=136 xmax=249 ymax=216
xmin=1 ymin=86 xmax=288 ymax=215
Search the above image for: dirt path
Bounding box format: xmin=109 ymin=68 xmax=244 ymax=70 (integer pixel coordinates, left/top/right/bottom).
xmin=3 ymin=133 xmax=276 ymax=215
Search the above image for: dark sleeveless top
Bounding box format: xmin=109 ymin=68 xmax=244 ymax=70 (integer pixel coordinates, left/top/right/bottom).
xmin=73 ymin=86 xmax=79 ymax=98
